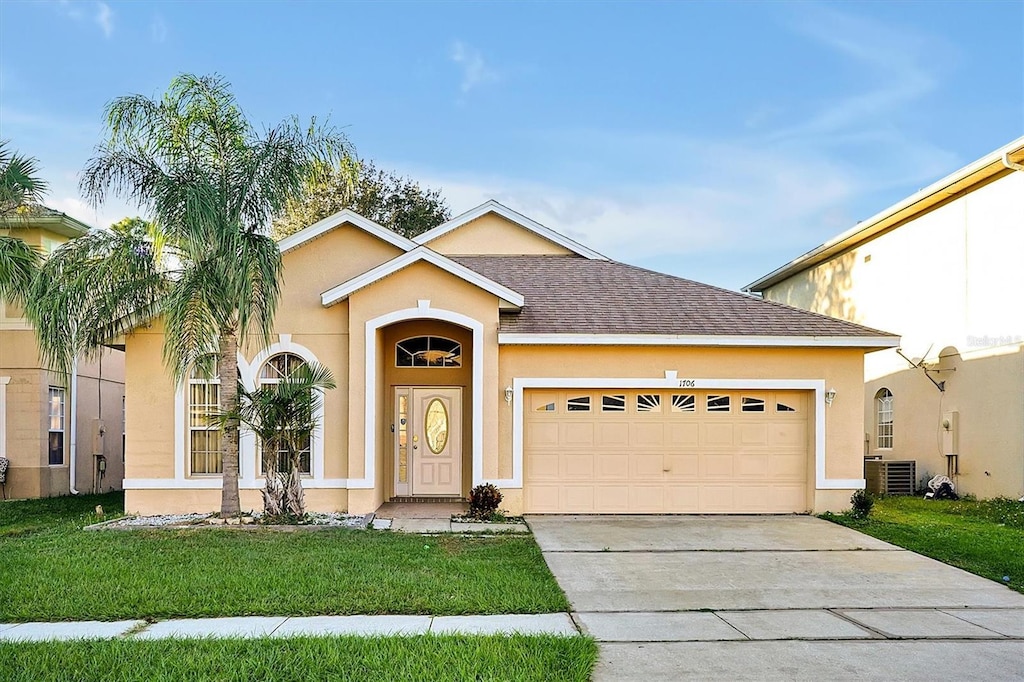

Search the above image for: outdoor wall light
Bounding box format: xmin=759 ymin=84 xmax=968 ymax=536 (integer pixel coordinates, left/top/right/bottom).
xmin=825 ymin=388 xmax=837 ymax=406
xmin=504 ymin=386 xmax=514 ymax=404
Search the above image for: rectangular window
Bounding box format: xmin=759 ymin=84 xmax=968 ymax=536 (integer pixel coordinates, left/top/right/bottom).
xmin=189 ymin=381 xmax=223 ymax=474
xmin=602 ymin=394 xmax=626 ymax=412
xmin=741 ymin=397 xmax=765 ymax=412
xmin=707 ymin=395 xmax=731 ymax=412
xmin=260 ymin=431 xmax=312 ymax=476
xmin=47 ymin=387 xmax=65 ymax=465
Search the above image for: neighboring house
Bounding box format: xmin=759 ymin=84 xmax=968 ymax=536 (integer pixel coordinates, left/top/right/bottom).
xmin=123 ymin=200 xmax=896 ymax=516
xmin=0 ymin=209 xmax=126 ymax=499
xmin=746 ymin=137 xmax=1024 ymax=500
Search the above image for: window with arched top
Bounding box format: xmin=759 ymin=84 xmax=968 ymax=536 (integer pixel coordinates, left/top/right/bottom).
xmin=395 ymin=336 xmax=462 ymax=367
xmin=188 ymin=366 xmax=222 ymax=475
xmin=876 ymin=388 xmax=893 ymax=449
xmin=258 ymin=353 xmax=312 ymax=475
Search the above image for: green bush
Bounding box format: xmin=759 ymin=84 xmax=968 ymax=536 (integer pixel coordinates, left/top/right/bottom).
xmin=849 ymin=489 xmax=874 ymax=519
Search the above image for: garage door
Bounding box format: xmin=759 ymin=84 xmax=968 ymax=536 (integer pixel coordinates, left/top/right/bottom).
xmin=523 ymin=389 xmax=810 ymax=513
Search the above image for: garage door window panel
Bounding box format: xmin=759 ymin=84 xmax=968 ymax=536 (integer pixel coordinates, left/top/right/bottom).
xmin=671 ymin=394 xmax=695 ymax=413
xmin=741 ymin=396 xmax=766 ymax=412
xmin=602 ymin=394 xmax=626 ymax=412
xmin=637 ymin=394 xmax=661 ymax=412
xmin=707 ymin=395 xmax=731 ymax=412
xmin=567 ymin=396 xmax=591 ymax=412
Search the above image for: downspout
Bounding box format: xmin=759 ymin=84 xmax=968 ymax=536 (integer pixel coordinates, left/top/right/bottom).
xmin=69 ymin=360 xmax=79 ymax=495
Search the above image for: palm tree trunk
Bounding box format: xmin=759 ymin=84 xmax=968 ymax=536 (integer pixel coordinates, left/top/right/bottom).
xmin=218 ymin=330 xmax=241 ymax=516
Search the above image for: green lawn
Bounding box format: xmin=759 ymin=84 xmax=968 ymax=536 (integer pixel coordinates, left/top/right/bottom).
xmin=0 ymin=492 xmax=569 ymax=622
xmin=823 ymin=495 xmax=1024 ymax=594
xmin=0 ymin=635 xmax=598 ymax=682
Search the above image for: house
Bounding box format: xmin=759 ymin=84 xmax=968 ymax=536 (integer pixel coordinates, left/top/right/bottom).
xmin=745 ymin=137 xmax=1024 ymax=500
xmin=123 ymin=200 xmax=897 ymax=516
xmin=0 ymin=208 xmax=126 ymax=499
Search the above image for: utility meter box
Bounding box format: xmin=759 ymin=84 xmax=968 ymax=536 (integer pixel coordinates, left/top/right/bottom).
xmin=91 ymin=419 xmax=106 ymax=456
xmin=941 ymin=411 xmax=959 ymax=455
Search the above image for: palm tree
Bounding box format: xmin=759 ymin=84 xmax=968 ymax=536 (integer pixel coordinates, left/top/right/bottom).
xmin=220 ymin=362 xmax=336 ymax=518
xmin=27 ymin=74 xmax=349 ymax=516
xmin=0 ymin=142 xmax=47 ymax=306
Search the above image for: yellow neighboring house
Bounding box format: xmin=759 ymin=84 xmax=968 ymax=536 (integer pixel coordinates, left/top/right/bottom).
xmin=746 ymin=137 xmax=1024 ymax=500
xmin=122 ymin=200 xmax=896 ymax=517
xmin=0 ymin=208 xmax=126 ymax=499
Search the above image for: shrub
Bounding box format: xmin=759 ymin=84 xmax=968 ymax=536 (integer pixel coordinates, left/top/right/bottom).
xmin=469 ymin=483 xmax=502 ymax=519
xmin=849 ymin=489 xmax=874 ymax=519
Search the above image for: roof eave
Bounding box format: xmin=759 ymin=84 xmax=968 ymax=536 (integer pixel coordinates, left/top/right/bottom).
xmin=497 ymin=333 xmax=901 ymax=349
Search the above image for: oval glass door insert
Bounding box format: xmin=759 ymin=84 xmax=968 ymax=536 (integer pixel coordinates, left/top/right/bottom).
xmin=424 ymin=398 xmax=449 ymax=454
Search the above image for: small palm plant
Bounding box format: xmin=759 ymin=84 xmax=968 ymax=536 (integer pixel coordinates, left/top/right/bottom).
xmin=218 ymin=361 xmax=335 ymax=520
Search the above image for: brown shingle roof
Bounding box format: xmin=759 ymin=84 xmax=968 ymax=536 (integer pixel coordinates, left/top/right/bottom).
xmin=452 ymin=255 xmax=894 ymax=340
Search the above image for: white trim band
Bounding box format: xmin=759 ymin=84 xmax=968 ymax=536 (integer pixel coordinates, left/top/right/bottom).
xmin=498 ymin=333 xmax=899 ymax=348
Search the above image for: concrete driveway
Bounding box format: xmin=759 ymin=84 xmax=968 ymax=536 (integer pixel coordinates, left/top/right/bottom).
xmin=527 ymin=515 xmax=1024 ymax=681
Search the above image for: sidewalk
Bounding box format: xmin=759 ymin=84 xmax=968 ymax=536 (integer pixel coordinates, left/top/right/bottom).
xmin=0 ymin=613 xmax=579 ymax=642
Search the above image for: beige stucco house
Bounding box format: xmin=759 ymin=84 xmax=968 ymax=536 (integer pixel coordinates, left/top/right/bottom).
xmin=124 ymin=200 xmax=897 ymax=516
xmin=0 ymin=209 xmax=126 ymax=499
xmin=746 ymin=137 xmax=1024 ymax=500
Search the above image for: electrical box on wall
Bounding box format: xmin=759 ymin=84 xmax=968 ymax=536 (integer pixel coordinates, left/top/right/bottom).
xmin=942 ymin=411 xmax=959 ymax=455
xmin=91 ymin=419 xmax=106 ymax=456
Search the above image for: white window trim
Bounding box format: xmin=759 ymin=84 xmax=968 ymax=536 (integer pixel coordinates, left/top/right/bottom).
xmin=501 ymin=372 xmax=864 ymax=491
xmin=876 ymin=388 xmax=894 ymax=450
xmin=187 ymin=374 xmax=222 ymax=476
xmin=129 ymin=340 xmax=331 ymax=490
xmin=47 ymin=386 xmax=66 ymax=466
xmin=0 ymin=377 xmax=9 ymax=462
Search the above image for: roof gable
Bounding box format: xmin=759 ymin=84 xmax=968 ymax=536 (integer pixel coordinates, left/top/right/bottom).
xmin=414 ymin=200 xmax=607 ymax=260
xmin=321 ymin=246 xmax=525 ymax=309
xmin=277 ymin=209 xmax=417 ymax=255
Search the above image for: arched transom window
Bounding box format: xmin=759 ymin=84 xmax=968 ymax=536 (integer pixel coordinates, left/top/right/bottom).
xmin=395 ymin=336 xmax=462 ymax=367
xmin=876 ymin=388 xmax=893 ymax=449
xmin=258 ymin=353 xmax=312 ymax=475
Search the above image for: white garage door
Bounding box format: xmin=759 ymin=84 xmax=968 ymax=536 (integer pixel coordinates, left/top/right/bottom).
xmin=523 ymin=389 xmax=810 ymax=513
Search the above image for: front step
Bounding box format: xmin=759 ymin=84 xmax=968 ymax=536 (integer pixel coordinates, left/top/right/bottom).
xmin=389 ymin=496 xmax=465 ymax=504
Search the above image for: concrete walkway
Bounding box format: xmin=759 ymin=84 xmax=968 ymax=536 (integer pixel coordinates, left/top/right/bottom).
xmin=528 ymin=515 xmax=1024 ymax=681
xmin=0 ymin=613 xmax=578 ymax=642
xmin=371 ymin=501 xmax=529 ymax=533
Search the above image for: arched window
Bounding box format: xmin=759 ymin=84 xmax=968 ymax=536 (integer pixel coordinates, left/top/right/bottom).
xmin=875 ymin=388 xmax=893 ymax=449
xmin=188 ymin=366 xmax=222 ymax=475
xmin=258 ymin=353 xmax=312 ymax=475
xmin=395 ymin=336 xmax=462 ymax=367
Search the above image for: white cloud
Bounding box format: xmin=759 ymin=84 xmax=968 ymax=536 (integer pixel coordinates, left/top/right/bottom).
xmin=151 ymin=14 xmax=168 ymax=43
xmin=54 ymin=1 xmax=113 ymax=37
xmin=449 ymin=41 xmax=498 ymax=93
xmin=95 ymin=2 xmax=113 ymax=38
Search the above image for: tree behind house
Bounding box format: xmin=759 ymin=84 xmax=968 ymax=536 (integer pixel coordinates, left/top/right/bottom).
xmin=272 ymin=158 xmax=451 ymax=240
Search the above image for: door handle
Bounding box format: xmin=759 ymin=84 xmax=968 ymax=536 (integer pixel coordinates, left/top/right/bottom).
xmin=413 ymin=445 xmax=418 ymax=450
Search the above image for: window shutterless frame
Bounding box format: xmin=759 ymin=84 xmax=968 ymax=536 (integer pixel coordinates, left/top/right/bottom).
xmin=47 ymin=387 xmax=65 ymax=465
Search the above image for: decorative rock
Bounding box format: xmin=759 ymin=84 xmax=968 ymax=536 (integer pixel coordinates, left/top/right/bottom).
xmin=225 ymin=517 xmax=241 ymax=525
xmin=241 ymin=516 xmax=255 ymax=524
xmin=207 ymin=518 xmax=226 ymax=525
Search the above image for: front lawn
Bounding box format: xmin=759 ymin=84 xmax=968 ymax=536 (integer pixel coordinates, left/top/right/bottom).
xmin=0 ymin=493 xmax=569 ymax=622
xmin=824 ymin=495 xmax=1024 ymax=594
xmin=0 ymin=635 xmax=598 ymax=682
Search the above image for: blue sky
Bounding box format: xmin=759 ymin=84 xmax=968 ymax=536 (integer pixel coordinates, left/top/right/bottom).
xmin=1 ymin=1 xmax=1021 ymax=289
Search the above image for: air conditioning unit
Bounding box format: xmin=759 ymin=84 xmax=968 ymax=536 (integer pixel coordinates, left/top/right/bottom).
xmin=865 ymin=460 xmax=916 ymax=496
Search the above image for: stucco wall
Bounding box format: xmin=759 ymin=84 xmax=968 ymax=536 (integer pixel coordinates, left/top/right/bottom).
xmin=762 ymin=170 xmax=1024 ymax=498
xmin=424 ymin=213 xmax=575 ymax=256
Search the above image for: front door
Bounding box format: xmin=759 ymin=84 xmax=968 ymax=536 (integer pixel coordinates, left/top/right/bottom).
xmin=399 ymin=387 xmax=462 ymax=496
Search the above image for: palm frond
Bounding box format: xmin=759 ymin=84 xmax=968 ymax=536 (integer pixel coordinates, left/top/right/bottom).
xmin=0 ymin=235 xmax=41 ymax=305
xmin=0 ymin=141 xmax=49 ymax=218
